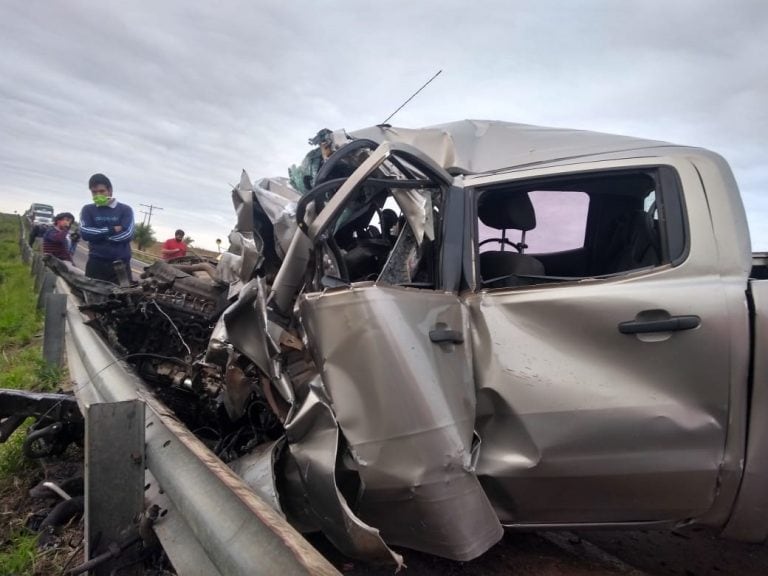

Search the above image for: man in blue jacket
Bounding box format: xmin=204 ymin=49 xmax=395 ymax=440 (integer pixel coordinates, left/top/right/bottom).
xmin=79 ymin=173 xmax=135 ymax=283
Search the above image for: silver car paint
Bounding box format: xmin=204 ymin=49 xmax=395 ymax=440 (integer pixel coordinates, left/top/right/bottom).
xmin=218 ymin=122 xmax=763 ymax=560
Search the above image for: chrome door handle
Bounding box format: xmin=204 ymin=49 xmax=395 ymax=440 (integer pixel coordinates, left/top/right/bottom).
xmin=618 ymin=315 xmax=700 ymax=334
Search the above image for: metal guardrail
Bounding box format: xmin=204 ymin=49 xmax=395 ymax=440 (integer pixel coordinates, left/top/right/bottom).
xmin=17 ymin=216 xmax=341 ymax=576
xmin=131 ymin=247 xmax=161 ymax=263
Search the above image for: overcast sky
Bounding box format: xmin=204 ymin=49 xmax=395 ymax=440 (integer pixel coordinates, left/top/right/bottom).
xmin=1 ymin=0 xmax=765 ymax=250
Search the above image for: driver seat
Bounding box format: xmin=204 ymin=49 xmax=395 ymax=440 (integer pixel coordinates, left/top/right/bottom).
xmin=478 ymin=190 xmax=545 ymax=283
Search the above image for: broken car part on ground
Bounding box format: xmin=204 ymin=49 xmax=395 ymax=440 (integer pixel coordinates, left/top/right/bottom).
xmin=19 ymin=120 xmax=768 ymax=567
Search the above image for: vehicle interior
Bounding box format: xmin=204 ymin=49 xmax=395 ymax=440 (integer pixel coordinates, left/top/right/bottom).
xmin=303 ymin=145 xmax=444 ymax=290
xmin=474 ymin=169 xmax=684 ymax=288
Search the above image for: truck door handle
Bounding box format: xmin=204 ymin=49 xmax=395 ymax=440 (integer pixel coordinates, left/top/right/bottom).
xmin=618 ymin=315 xmax=700 ymax=334
xmin=429 ymin=329 xmax=464 ymax=344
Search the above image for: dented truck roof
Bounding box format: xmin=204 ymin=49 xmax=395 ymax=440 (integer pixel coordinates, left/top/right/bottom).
xmin=352 ymin=119 xmax=679 ymax=174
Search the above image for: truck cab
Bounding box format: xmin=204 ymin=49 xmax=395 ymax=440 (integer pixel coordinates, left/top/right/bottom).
xmin=27 ymin=203 xmax=55 ymax=226
xmin=279 ymin=121 xmax=766 ymax=558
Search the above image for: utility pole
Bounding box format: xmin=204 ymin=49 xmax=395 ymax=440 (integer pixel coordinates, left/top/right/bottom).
xmin=139 ymin=203 xmax=163 ymax=227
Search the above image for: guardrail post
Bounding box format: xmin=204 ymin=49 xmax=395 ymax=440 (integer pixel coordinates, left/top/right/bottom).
xmin=37 ymin=270 xmax=57 ymax=309
xmin=42 ymin=293 xmax=67 ymax=368
xmin=85 ymin=400 xmax=145 ymax=576
xmin=31 ymin=253 xmax=41 ymax=279
xmin=22 ymin=242 xmax=31 ymax=264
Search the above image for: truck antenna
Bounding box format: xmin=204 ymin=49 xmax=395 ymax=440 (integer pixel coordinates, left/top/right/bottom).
xmin=381 ymin=69 xmax=443 ymax=125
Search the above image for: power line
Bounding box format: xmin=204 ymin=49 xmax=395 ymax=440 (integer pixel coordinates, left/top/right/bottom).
xmin=139 ymin=203 xmax=163 ymax=227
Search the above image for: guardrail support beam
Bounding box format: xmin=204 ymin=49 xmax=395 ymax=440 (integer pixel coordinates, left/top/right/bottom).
xmin=42 ymin=293 xmax=67 ymax=368
xmin=85 ymin=400 xmax=146 ymax=576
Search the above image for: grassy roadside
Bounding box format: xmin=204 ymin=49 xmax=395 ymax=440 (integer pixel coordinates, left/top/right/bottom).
xmin=0 ymin=214 xmax=65 ymax=575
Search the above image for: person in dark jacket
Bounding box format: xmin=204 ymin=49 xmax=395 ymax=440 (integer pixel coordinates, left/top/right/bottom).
xmin=43 ymin=212 xmax=84 ymax=275
xmin=79 ymin=173 xmax=135 ymax=283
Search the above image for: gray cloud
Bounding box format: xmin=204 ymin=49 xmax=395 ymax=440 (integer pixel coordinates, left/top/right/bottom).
xmin=1 ymin=0 xmax=765 ymax=248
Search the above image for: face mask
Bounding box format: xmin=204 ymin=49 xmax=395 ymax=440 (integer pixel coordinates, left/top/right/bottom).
xmin=93 ymin=195 xmax=110 ymax=207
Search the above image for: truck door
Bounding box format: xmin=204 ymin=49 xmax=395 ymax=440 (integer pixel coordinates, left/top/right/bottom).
xmin=296 ymin=142 xmax=503 ymax=560
xmin=464 ymin=157 xmax=745 ymax=525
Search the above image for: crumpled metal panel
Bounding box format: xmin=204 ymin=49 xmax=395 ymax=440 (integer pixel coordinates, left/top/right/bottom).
xmin=228 ymin=170 xmax=265 ymax=283
xmin=254 ymin=177 xmax=301 ymax=259
xmin=299 ymin=285 xmax=503 ymax=561
xmin=232 ymin=170 xmax=256 ymax=234
xmin=269 ymin=231 xmax=314 ymax=315
xmin=217 ymin=278 xmax=272 ymax=377
xmin=229 ymin=439 xmax=285 ymax=516
xmin=214 ymin=252 xmax=244 ymax=298
xmin=285 ymin=379 xmax=404 ymax=566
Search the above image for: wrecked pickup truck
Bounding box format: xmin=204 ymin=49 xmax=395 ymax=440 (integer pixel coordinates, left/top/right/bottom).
xmin=45 ymin=120 xmax=768 ymax=566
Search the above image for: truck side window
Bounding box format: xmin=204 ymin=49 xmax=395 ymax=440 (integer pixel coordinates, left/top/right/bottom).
xmin=476 ymin=168 xmax=687 ymax=288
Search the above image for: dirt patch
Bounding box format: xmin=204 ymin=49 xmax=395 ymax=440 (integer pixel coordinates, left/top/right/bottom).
xmin=0 ymin=446 xmax=84 ymax=575
xmin=310 ymin=531 xmax=633 ymax=576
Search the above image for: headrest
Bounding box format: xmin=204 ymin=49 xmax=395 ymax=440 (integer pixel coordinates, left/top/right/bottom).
xmin=478 ymin=190 xmax=536 ymax=231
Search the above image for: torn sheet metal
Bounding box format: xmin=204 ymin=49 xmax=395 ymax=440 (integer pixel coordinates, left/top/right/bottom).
xmin=284 ymin=370 xmax=403 ymax=567
xmin=232 ymin=170 xmax=256 ymax=235
xmin=217 ymin=278 xmax=272 ymax=378
xmin=213 ymin=252 xmax=244 ymax=299
xmin=229 ymin=439 xmax=285 ymax=516
xmin=299 ymin=285 xmax=503 ymax=561
xmin=253 ymin=177 xmax=301 ymax=259
xmin=228 ymin=171 xmax=260 ymax=281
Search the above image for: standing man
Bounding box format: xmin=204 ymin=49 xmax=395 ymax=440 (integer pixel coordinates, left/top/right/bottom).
xmin=161 ymin=229 xmax=187 ymax=260
xmin=79 ymin=173 xmax=135 ymax=283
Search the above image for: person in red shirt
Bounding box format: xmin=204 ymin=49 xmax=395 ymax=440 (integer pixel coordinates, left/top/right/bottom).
xmin=161 ymin=229 xmax=188 ymax=260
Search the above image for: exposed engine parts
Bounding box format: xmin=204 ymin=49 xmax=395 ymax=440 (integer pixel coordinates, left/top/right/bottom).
xmin=40 ymin=130 xmax=497 ymax=567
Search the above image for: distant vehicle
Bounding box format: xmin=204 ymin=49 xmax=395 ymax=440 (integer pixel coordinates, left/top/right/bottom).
xmin=25 ymin=203 xmax=54 ymax=226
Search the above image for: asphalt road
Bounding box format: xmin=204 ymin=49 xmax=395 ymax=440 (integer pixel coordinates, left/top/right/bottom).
xmin=316 ymin=526 xmax=768 ymax=576
xmin=71 ymin=241 xmax=147 ymax=278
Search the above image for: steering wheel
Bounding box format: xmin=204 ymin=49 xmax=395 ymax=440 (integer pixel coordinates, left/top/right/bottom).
xmin=645 ymin=200 xmax=662 ymax=258
xmin=478 ymin=237 xmax=522 ymax=252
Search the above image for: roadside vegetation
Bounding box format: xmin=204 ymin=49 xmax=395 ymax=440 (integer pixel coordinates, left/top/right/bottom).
xmin=0 ymin=213 xmax=69 ymax=575
xmin=133 ymin=221 xmax=157 ymax=251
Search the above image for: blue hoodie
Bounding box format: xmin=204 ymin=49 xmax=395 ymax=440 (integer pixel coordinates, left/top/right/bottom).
xmin=79 ymin=200 xmax=135 ymax=261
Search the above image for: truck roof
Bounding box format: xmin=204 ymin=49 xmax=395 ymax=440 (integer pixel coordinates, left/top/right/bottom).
xmin=351 ymin=119 xmax=687 ymax=175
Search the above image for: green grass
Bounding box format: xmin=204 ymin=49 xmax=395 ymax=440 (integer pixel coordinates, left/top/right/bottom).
xmin=0 ymin=234 xmax=40 ymax=347
xmin=0 ymin=529 xmax=37 ymax=576
xmin=0 ymin=347 xmax=61 ymax=392
xmin=0 ymin=420 xmax=33 ymax=478
xmin=0 ymin=214 xmax=55 ymax=575
xmin=131 ymin=250 xmax=157 ymax=264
